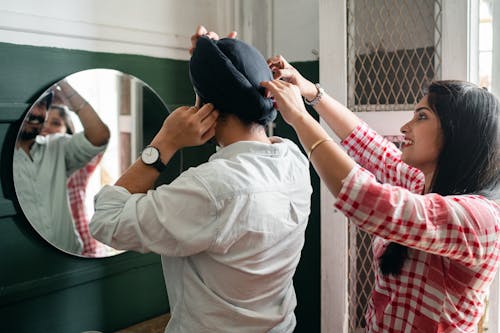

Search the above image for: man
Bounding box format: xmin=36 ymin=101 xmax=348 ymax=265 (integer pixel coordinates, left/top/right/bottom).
xmin=90 ymin=32 xmax=311 ymax=332
xmin=14 ymin=82 xmax=109 ymax=254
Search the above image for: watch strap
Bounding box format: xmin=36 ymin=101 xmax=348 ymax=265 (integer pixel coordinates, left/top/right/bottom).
xmin=151 ymin=158 xmax=167 ymax=172
xmin=304 ymin=83 xmax=324 ymax=106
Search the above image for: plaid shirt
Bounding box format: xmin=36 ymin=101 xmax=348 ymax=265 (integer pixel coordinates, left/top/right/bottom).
xmin=335 ymin=123 xmax=500 ymax=332
xmin=67 ymin=154 xmax=103 ymax=256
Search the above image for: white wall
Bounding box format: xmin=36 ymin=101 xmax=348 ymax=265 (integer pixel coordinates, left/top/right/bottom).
xmin=273 ymin=0 xmax=319 ymax=61
xmin=0 ymin=0 xmax=225 ymax=59
xmin=0 ymin=0 xmax=319 ymax=62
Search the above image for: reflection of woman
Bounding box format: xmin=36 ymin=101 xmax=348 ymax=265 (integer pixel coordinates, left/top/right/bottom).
xmin=14 ymin=81 xmax=109 ymax=255
xmin=41 ymin=105 xmax=104 ymax=257
xmin=261 ymin=56 xmax=500 ymax=331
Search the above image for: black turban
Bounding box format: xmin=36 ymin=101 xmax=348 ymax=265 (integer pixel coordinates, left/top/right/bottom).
xmin=189 ymin=36 xmax=277 ymax=126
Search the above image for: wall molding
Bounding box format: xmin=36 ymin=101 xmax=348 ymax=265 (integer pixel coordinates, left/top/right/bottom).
xmin=0 ymin=198 xmax=15 ymax=218
xmin=0 ymin=10 xmax=191 ymax=60
xmin=0 ymin=253 xmax=161 ymax=306
xmin=0 ymin=103 xmax=29 ymax=123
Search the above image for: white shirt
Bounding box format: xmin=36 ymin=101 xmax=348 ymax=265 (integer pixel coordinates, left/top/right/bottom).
xmin=90 ymin=137 xmax=312 ymax=333
xmin=14 ymin=132 xmax=107 ymax=254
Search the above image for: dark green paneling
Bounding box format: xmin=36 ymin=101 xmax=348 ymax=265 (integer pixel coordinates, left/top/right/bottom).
xmin=1 ymin=261 xmax=166 ymax=333
xmin=281 ymin=62 xmax=320 ymax=333
xmin=0 ymin=42 xmax=320 ymax=333
xmin=0 ymin=42 xmax=189 ymax=333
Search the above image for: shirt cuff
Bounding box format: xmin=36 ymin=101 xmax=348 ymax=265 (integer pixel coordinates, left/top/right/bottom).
xmin=73 ymin=131 xmax=108 ymax=154
xmin=94 ymin=184 xmax=131 ymax=204
xmin=340 ymin=122 xmax=370 ymax=147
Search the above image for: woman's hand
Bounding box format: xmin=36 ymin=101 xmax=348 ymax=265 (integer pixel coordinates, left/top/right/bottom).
xmin=261 ymin=79 xmax=309 ymax=127
xmin=150 ymin=103 xmax=219 ymax=152
xmin=267 ymin=55 xmax=317 ymax=100
xmin=189 ymin=25 xmax=237 ymax=55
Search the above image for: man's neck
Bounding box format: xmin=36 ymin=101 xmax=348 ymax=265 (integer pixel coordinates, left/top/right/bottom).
xmin=216 ymin=115 xmax=271 ymax=148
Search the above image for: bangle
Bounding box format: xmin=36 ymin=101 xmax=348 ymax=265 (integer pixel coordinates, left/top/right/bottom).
xmin=307 ymin=137 xmax=332 ymax=159
xmin=74 ymin=100 xmax=88 ymax=114
xmin=304 ymin=83 xmax=324 ymax=106
xmin=67 ymin=91 xmax=78 ymax=99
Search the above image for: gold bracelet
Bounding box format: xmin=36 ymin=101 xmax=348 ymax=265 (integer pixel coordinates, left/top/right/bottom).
xmin=307 ymin=137 xmax=333 ymax=159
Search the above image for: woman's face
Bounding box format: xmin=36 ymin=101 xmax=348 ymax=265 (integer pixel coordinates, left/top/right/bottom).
xmin=400 ymin=95 xmax=444 ymax=175
xmin=41 ymin=109 xmax=67 ymax=136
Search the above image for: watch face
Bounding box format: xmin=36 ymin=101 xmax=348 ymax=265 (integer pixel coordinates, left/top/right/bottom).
xmin=141 ymin=146 xmax=160 ymax=165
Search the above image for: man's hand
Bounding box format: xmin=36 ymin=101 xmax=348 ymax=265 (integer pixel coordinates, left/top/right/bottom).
xmin=189 ymin=25 xmax=237 ymax=55
xmin=150 ymin=103 xmax=219 ymax=156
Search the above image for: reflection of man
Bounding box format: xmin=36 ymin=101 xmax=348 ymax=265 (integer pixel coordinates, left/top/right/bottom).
xmin=41 ymin=105 xmax=106 ymax=257
xmin=14 ymin=82 xmax=110 ymax=254
xmin=91 ymin=32 xmax=311 ymax=332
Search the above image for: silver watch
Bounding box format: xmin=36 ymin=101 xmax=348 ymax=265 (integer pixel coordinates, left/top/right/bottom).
xmin=304 ymin=83 xmax=324 ymax=106
xmin=141 ymin=146 xmax=166 ymax=172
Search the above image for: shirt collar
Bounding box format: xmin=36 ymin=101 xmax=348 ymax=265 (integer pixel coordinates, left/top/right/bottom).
xmin=209 ymin=136 xmax=288 ymax=161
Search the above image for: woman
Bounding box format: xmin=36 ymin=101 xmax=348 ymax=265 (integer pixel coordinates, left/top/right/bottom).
xmin=42 ymin=104 xmax=104 ymax=257
xmin=261 ymin=57 xmax=500 ymax=331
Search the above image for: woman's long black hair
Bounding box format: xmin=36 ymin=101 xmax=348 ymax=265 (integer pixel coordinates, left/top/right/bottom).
xmin=379 ymin=80 xmax=500 ymax=276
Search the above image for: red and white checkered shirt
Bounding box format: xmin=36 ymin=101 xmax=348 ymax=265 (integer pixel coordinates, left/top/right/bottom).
xmin=67 ymin=153 xmax=103 ymax=257
xmin=335 ymin=122 xmax=500 ymax=332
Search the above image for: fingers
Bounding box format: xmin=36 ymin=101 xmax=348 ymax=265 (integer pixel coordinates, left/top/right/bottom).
xmin=171 ymin=105 xmax=191 ymax=114
xmin=190 ymin=25 xmax=238 ymax=54
xmin=189 ymin=25 xmax=227 ymax=54
xmin=193 ymin=104 xmax=218 ymax=139
xmin=196 ymin=25 xmax=208 ymax=36
xmin=190 ymin=26 xmax=207 ymax=55
xmin=267 ymin=54 xmax=289 ymax=69
xmin=261 ymin=79 xmax=290 ymax=92
xmin=271 ymin=68 xmax=295 ymax=81
xmin=201 ymin=122 xmax=217 ymax=141
xmin=195 ymin=103 xmax=217 ymax=121
xmin=206 ymin=31 xmax=220 ymax=40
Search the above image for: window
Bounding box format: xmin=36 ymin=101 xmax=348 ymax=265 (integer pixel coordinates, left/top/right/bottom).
xmin=479 ymin=0 xmax=493 ymax=90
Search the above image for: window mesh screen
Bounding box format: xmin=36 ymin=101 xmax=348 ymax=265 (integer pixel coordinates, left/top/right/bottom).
xmin=346 ymin=1 xmax=442 ymax=331
xmin=347 ymin=0 xmax=442 ymax=112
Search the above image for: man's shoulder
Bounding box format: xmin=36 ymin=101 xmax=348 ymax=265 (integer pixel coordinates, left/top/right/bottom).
xmin=179 ymin=141 xmax=310 ymax=197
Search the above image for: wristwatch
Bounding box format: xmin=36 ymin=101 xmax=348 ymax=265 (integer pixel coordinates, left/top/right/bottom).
xmin=304 ymin=83 xmax=324 ymax=106
xmin=141 ymin=146 xmax=166 ymax=172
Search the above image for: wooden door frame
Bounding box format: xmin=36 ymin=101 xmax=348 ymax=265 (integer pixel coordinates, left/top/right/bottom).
xmin=319 ymin=1 xmax=479 ymax=331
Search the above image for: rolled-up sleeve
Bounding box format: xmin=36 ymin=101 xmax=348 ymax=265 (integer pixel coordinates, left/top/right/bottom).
xmin=90 ymin=171 xmax=218 ymax=256
xmin=335 ymin=165 xmax=500 ymax=266
xmin=341 ymin=122 xmax=424 ymax=193
xmin=64 ymin=132 xmax=107 ymax=176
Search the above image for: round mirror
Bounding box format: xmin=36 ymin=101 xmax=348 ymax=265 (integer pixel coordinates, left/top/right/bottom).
xmin=13 ymin=69 xmax=168 ymax=258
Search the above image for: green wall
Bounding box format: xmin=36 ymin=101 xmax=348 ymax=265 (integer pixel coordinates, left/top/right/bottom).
xmin=0 ymin=42 xmax=320 ymax=332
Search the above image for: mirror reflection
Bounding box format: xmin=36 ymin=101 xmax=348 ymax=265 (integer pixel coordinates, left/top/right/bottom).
xmin=13 ymin=69 xmax=167 ymax=258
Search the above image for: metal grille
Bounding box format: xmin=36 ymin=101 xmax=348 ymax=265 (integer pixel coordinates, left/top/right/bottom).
xmin=346 ymin=1 xmax=442 ymax=331
xmin=347 ymin=0 xmax=442 ymax=112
